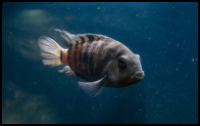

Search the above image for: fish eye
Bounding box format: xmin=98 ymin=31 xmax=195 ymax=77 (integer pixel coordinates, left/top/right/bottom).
xmin=118 ymin=58 xmax=126 ymax=68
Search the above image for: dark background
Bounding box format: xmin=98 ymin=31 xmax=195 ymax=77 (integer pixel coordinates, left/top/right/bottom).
xmin=2 ymin=2 xmax=198 ymax=124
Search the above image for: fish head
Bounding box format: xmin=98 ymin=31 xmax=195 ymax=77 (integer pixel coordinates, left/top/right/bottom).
xmin=107 ymin=53 xmax=144 ymax=87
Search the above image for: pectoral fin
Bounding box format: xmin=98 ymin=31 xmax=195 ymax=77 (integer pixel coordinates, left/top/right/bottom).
xmin=78 ymin=75 xmax=107 ymax=97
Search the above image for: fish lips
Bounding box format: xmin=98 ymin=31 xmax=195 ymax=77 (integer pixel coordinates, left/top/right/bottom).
xmin=131 ymin=70 xmax=144 ymax=80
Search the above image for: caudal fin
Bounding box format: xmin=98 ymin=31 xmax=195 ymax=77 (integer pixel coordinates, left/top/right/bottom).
xmin=38 ymin=36 xmax=63 ymax=66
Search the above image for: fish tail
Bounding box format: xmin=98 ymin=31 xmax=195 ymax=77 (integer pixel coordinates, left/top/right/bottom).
xmin=38 ymin=36 xmax=63 ymax=66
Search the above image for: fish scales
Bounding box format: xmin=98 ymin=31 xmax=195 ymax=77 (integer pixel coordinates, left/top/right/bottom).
xmin=95 ymin=41 xmax=112 ymax=76
xmin=69 ymin=38 xmax=87 ymax=80
xmin=83 ymin=41 xmax=96 ymax=77
xmin=89 ymin=40 xmax=109 ymax=79
xmin=88 ymin=42 xmax=98 ymax=77
xmin=81 ymin=37 xmax=103 ymax=80
xmin=68 ymin=34 xmax=114 ymax=80
xmin=38 ymin=29 xmax=144 ymax=97
xmin=76 ymin=39 xmax=85 ymax=78
xmin=73 ymin=40 xmax=79 ymax=72
xmin=85 ymin=41 xmax=95 ymax=76
xmin=70 ymin=43 xmax=76 ymax=70
xmin=93 ymin=40 xmax=108 ymax=77
xmin=65 ymin=35 xmax=129 ymax=80
xmin=81 ymin=40 xmax=91 ymax=79
xmin=95 ymin=42 xmax=128 ymax=77
xmin=96 ymin=44 xmax=125 ymax=76
xmin=65 ymin=34 xmax=103 ymax=81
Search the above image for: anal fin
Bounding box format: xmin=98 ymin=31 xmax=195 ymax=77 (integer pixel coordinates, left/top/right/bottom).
xmin=58 ymin=66 xmax=75 ymax=76
xmin=78 ymin=75 xmax=107 ymax=97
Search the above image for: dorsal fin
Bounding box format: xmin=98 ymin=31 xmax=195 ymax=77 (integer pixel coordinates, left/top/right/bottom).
xmin=55 ymin=29 xmax=110 ymax=46
xmin=55 ymin=29 xmax=76 ymax=45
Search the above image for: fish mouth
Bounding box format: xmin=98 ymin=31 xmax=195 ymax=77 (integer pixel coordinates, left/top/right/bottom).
xmin=131 ymin=70 xmax=144 ymax=80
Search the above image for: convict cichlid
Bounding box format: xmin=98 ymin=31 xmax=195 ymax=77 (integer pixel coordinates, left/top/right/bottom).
xmin=38 ymin=29 xmax=144 ymax=97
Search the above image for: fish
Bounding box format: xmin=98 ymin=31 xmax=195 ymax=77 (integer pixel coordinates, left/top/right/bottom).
xmin=38 ymin=29 xmax=144 ymax=97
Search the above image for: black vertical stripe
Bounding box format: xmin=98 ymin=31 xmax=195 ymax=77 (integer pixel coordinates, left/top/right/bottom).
xmin=74 ymin=40 xmax=79 ymax=70
xmin=79 ymin=41 xmax=84 ymax=72
xmin=77 ymin=39 xmax=91 ymax=80
xmin=83 ymin=42 xmax=91 ymax=77
xmin=78 ymin=35 xmax=97 ymax=80
xmin=60 ymin=50 xmax=63 ymax=62
xmin=87 ymin=42 xmax=98 ymax=77
xmin=79 ymin=38 xmax=85 ymax=70
xmin=74 ymin=40 xmax=90 ymax=81
xmin=94 ymin=42 xmax=109 ymax=76
xmin=98 ymin=42 xmax=109 ymax=55
xmin=68 ymin=44 xmax=72 ymax=66
xmin=74 ymin=49 xmax=90 ymax=81
xmin=75 ymin=40 xmax=79 ymax=49
xmin=86 ymin=34 xmax=94 ymax=42
xmin=79 ymin=36 xmax=85 ymax=43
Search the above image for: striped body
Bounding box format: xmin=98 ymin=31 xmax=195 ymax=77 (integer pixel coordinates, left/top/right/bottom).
xmin=38 ymin=29 xmax=144 ymax=97
xmin=62 ymin=34 xmax=130 ymax=82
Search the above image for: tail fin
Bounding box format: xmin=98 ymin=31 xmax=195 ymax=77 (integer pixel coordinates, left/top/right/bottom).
xmin=38 ymin=36 xmax=63 ymax=66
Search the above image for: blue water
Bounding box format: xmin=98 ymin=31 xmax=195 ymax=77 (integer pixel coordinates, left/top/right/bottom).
xmin=2 ymin=2 xmax=198 ymax=124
